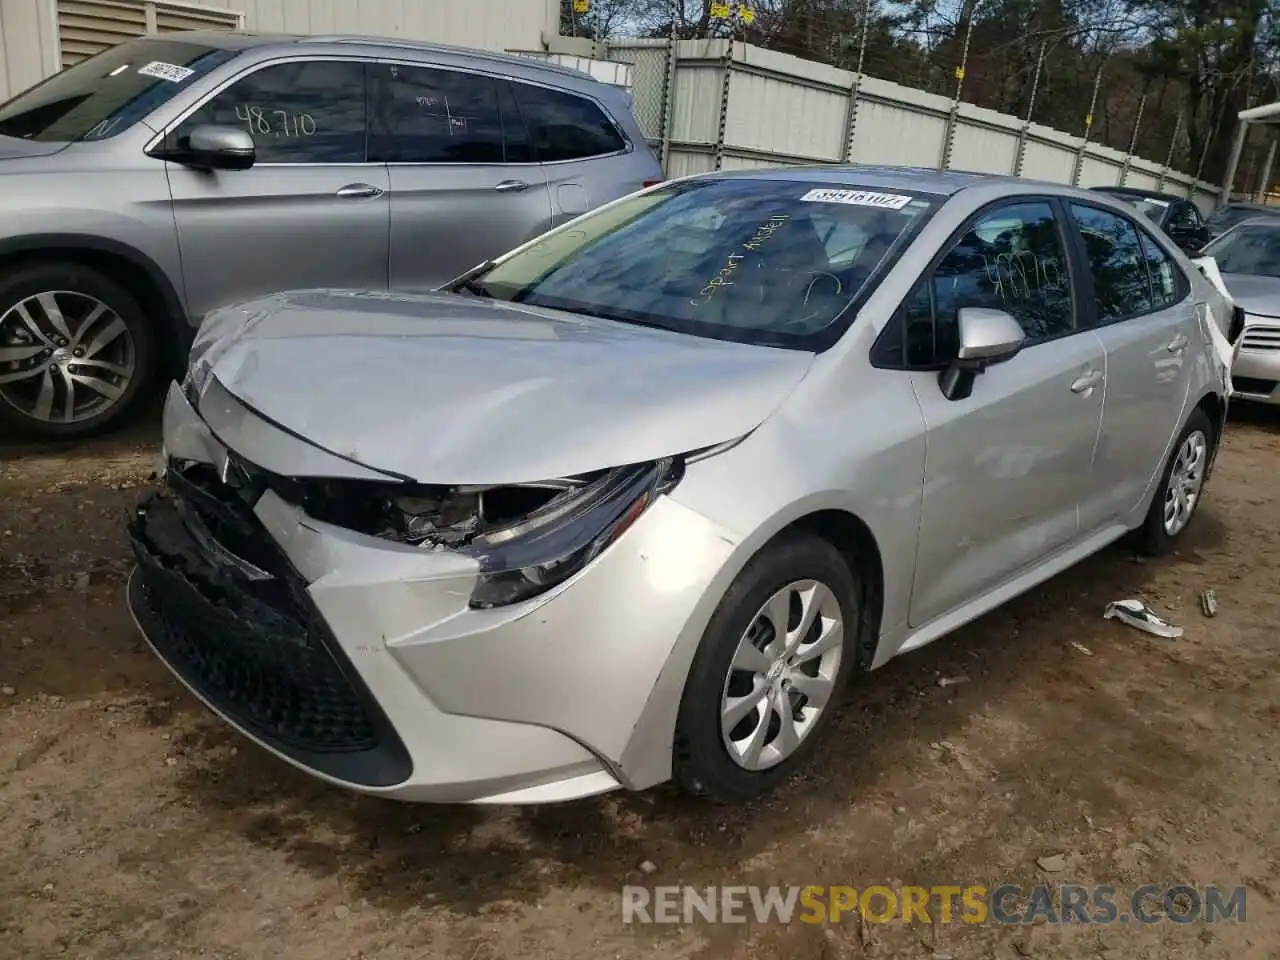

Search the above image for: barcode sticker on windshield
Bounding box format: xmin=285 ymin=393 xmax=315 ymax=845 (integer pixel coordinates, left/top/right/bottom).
xmin=799 ymin=189 xmax=912 ymax=209
xmin=137 ymin=61 xmax=195 ymax=83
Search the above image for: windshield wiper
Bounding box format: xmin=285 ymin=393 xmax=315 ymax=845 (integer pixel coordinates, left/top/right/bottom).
xmin=445 ymin=260 xmax=497 ymax=298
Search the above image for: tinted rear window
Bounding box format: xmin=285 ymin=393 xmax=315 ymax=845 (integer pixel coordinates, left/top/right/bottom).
xmin=0 ymin=39 xmax=234 ymax=142
xmin=512 ymin=82 xmax=626 ymax=162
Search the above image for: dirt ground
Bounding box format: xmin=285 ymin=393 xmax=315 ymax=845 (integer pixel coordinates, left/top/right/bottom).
xmin=2 ymin=394 xmax=1280 ymax=960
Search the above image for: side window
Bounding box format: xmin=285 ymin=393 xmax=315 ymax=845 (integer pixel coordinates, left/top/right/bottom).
xmin=496 ymin=81 xmax=533 ymax=163
xmin=900 ymin=201 xmax=1075 ymax=366
xmin=1068 ymin=204 xmax=1155 ymax=322
xmin=1137 ymin=230 xmax=1183 ymax=310
xmin=177 ymin=60 xmax=366 ymax=163
xmin=1169 ymin=202 xmax=1199 ymax=230
xmin=368 ymin=64 xmax=503 ymax=163
xmin=511 ymin=83 xmax=626 ymax=162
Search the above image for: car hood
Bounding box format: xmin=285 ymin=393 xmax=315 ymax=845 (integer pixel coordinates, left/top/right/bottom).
xmin=1219 ymin=273 xmax=1280 ymax=319
xmin=192 ymin=290 xmax=815 ymax=484
xmin=0 ymin=135 xmax=70 ymax=160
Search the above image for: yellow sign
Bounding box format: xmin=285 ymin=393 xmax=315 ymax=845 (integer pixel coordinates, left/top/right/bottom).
xmin=710 ymin=1 xmax=730 ymax=17
xmin=572 ymin=0 xmax=589 ymax=11
xmin=954 ymin=66 xmax=965 ymax=81
xmin=741 ymin=7 xmax=755 ymax=22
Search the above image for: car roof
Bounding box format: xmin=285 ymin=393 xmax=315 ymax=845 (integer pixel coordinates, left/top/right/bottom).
xmin=1090 ymin=185 xmax=1181 ymax=202
xmin=140 ymin=30 xmax=599 ymax=83
xmin=685 ymin=165 xmax=1140 ymax=202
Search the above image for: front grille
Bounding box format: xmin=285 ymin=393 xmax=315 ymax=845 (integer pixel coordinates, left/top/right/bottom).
xmin=1232 ymin=376 xmax=1278 ymax=397
xmin=1241 ymin=324 xmax=1280 ymax=351
xmin=128 ymin=477 xmax=411 ymax=788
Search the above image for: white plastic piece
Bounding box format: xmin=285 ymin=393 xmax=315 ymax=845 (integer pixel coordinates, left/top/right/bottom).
xmin=1102 ymin=598 xmax=1184 ymax=639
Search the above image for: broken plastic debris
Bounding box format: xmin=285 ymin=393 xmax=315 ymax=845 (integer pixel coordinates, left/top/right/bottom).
xmin=1102 ymin=599 xmax=1183 ymax=639
xmin=1070 ymin=641 xmax=1093 ymax=656
xmin=937 ymin=674 xmax=970 ymax=688
xmin=1199 ymin=589 xmax=1218 ymax=618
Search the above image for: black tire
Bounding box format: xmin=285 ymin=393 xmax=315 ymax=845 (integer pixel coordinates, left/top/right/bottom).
xmin=1139 ymin=407 xmax=1214 ymax=556
xmin=673 ymin=533 xmax=859 ymax=803
xmin=0 ymin=262 xmax=155 ymax=440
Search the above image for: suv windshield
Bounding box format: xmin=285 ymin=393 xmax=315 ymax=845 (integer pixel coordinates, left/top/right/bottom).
xmin=0 ymin=38 xmax=235 ymax=142
xmin=1207 ymin=205 xmax=1277 ymax=233
xmin=460 ymin=178 xmax=938 ymax=350
xmin=1202 ymin=222 xmax=1280 ymax=278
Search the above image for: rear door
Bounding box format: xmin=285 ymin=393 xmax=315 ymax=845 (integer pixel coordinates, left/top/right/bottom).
xmin=512 ymin=80 xmax=653 ymax=230
xmin=369 ymin=63 xmax=554 ymax=291
xmin=887 ymin=199 xmax=1107 ymax=627
xmin=164 ymin=59 xmax=389 ymax=320
xmin=1066 ymin=202 xmax=1195 ymax=530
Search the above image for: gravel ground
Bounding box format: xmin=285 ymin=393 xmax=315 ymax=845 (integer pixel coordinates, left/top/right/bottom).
xmin=2 ymin=398 xmax=1279 ymax=960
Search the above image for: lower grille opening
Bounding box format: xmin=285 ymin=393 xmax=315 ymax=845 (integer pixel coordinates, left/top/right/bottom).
xmin=128 ymin=487 xmax=412 ymax=788
xmin=1233 ymin=376 xmax=1277 ymax=396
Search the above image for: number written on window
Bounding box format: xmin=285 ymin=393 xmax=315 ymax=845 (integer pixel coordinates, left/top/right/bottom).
xmin=234 ymin=104 xmax=317 ymax=138
xmin=175 ymin=60 xmax=365 ymax=163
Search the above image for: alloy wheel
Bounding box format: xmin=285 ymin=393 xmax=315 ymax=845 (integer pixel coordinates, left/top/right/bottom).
xmin=1163 ymin=429 xmax=1207 ymax=537
xmin=0 ymin=291 xmax=135 ymax=424
xmin=720 ymin=579 xmax=844 ymax=771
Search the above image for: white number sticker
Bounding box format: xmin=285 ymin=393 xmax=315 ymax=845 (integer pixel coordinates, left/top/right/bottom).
xmin=799 ymin=189 xmax=913 ymax=209
xmin=137 ymin=61 xmax=195 ymax=83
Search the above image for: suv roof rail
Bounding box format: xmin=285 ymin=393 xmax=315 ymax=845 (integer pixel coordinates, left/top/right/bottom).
xmin=294 ymin=35 xmax=597 ymax=81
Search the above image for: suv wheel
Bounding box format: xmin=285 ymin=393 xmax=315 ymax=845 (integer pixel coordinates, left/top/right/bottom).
xmin=0 ymin=263 xmax=154 ymax=439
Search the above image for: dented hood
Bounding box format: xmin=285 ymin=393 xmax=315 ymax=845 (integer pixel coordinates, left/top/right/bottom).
xmin=192 ymin=290 xmax=815 ymax=484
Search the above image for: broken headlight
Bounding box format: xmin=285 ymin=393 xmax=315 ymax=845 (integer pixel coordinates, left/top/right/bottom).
xmin=461 ymin=458 xmax=683 ymax=608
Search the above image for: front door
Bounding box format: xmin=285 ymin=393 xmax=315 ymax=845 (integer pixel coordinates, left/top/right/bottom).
xmin=366 ymin=63 xmax=553 ymax=291
xmin=163 ymin=59 xmax=389 ymax=320
xmin=1066 ymin=203 xmax=1195 ymax=528
xmin=899 ymin=199 xmax=1106 ymax=627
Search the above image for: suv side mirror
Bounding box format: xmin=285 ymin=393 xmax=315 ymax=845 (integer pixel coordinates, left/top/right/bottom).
xmin=939 ymin=307 xmax=1025 ymax=401
xmin=182 ymin=124 xmax=255 ymax=171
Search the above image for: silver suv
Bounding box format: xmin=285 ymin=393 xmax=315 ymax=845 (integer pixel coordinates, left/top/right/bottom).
xmin=0 ymin=32 xmax=661 ymax=439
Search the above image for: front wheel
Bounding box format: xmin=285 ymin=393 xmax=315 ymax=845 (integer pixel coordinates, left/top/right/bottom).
xmin=1140 ymin=407 xmax=1213 ymax=555
xmin=673 ymin=534 xmax=858 ymax=803
xmin=0 ymin=262 xmax=155 ymax=440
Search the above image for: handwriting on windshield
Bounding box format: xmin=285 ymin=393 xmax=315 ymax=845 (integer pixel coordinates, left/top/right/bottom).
xmin=690 ymin=215 xmax=790 ymax=307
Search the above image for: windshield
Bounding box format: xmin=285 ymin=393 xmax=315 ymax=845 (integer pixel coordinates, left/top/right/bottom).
xmin=1202 ymin=223 xmax=1280 ymax=278
xmin=0 ymin=39 xmax=235 ymax=142
xmin=459 ymin=178 xmax=938 ymax=350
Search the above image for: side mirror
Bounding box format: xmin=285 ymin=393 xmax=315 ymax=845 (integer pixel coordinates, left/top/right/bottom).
xmin=182 ymin=124 xmax=255 ymax=171
xmin=939 ymin=307 xmax=1025 ymax=401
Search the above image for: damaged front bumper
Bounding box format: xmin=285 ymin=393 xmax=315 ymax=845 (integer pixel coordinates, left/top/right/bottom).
xmin=126 ymin=381 xmax=738 ymax=803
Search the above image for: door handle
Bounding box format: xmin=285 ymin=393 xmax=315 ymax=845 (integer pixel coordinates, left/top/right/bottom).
xmin=336 ymin=182 xmax=383 ymax=199
xmin=1070 ymin=369 xmax=1104 ymax=394
xmin=494 ymin=179 xmax=529 ymax=193
xmin=1166 ymin=333 xmax=1189 ymax=354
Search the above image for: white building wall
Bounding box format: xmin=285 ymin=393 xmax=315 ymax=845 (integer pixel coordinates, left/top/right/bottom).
xmin=0 ymin=0 xmax=61 ymax=103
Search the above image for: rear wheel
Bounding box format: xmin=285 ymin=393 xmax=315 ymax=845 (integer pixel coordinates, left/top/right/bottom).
xmin=1140 ymin=407 xmax=1213 ymax=555
xmin=673 ymin=534 xmax=858 ymax=803
xmin=0 ymin=263 xmax=154 ymax=439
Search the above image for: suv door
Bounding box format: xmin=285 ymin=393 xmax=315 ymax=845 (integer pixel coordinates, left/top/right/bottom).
xmin=1066 ymin=203 xmax=1196 ymax=529
xmin=161 ymin=59 xmax=389 ymax=320
xmin=512 ymin=80 xmax=648 ymax=230
xmin=368 ymin=64 xmax=553 ymax=291
xmin=877 ymin=199 xmax=1107 ymax=628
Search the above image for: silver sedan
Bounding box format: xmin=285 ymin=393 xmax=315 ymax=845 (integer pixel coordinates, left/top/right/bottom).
xmin=128 ymin=167 xmax=1231 ymax=805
